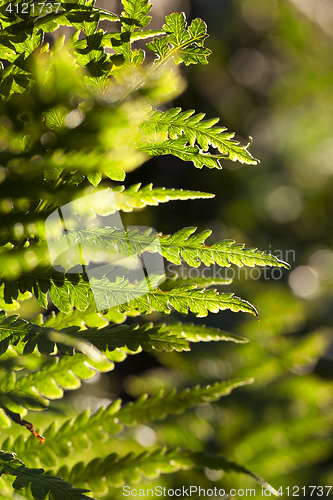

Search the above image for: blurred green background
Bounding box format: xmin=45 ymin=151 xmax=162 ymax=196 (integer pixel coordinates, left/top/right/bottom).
xmin=116 ymin=0 xmax=333 ymax=495
xmin=8 ymin=0 xmax=333 ymax=497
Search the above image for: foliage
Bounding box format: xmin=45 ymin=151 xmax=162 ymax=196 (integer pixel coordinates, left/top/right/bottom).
xmin=0 ymin=450 xmax=91 ymax=500
xmin=172 ymin=0 xmax=333 ymax=491
xmin=0 ymin=0 xmax=292 ymax=498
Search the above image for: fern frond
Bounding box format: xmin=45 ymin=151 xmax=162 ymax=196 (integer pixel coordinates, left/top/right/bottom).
xmin=160 ymin=227 xmax=290 ymax=269
xmin=121 ymin=0 xmax=152 ymax=31
xmin=120 ymin=280 xmax=258 ymax=318
xmin=113 ymin=183 xmax=214 ymax=211
xmin=57 ymin=447 xmax=278 ymax=494
xmin=41 ymin=307 xmax=126 ymax=329
xmin=0 ymin=353 xmax=114 ymax=414
xmin=58 ymin=225 xmax=289 ymax=270
xmin=0 ymin=451 xmax=92 ymax=500
xmin=147 ymin=13 xmax=211 ymax=66
xmin=115 ymin=378 xmax=253 ymax=424
xmin=4 ymin=379 xmax=250 ymax=466
xmin=0 ymin=311 xmax=189 ymax=356
xmin=66 ymin=323 xmax=189 ymax=353
xmin=139 ymin=137 xmax=224 ymax=169
xmin=0 ymin=184 xmax=214 ymax=248
xmin=41 ymin=313 xmax=248 ymax=344
xmin=143 ymin=107 xmax=258 ymax=165
xmin=1 ymin=310 xmax=247 ymax=361
xmin=3 ymin=269 xmax=258 ymax=317
xmin=119 ymin=12 xmax=211 ymax=100
xmin=0 ymin=311 xmax=70 ymax=357
xmin=163 ymin=322 xmax=249 ymax=344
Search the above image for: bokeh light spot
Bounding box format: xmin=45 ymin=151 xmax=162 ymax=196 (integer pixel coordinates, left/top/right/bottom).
xmin=288 ymin=265 xmax=319 ymax=298
xmin=266 ymin=186 xmax=303 ymax=223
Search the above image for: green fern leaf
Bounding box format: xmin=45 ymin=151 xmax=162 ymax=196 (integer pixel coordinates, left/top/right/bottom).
xmin=0 ymin=311 xmax=189 ymax=356
xmin=0 ymin=451 xmax=92 ymax=500
xmin=121 ymin=0 xmax=152 ymax=31
xmin=58 ymin=225 xmax=289 ymax=270
xmin=0 ymin=310 xmax=247 ymax=360
xmin=115 ymin=378 xmax=253 ymax=424
xmin=57 ymin=447 xmax=278 ymax=494
xmin=62 ymin=2 xmax=99 ymax=36
xmin=41 ymin=312 xmax=247 ymax=343
xmin=145 ymin=284 xmax=258 ymax=317
xmin=113 ymin=183 xmax=214 ymax=211
xmin=2 ymin=268 xmax=258 ymax=317
xmin=4 ymin=379 xmax=250 ymax=467
xmin=0 ymin=26 xmax=43 ymax=98
xmin=139 ymin=137 xmax=224 ymax=169
xmin=144 ymin=107 xmax=259 ymax=165
xmin=163 ymin=322 xmax=248 ymax=344
xmin=64 ymin=322 xmax=189 ymax=353
xmin=147 ymin=13 xmax=211 ymax=66
xmin=160 ymin=226 xmax=290 ymax=268
xmin=0 ymin=311 xmax=70 ymax=357
xmin=0 ymin=353 xmax=114 ymax=414
xmin=40 ymin=307 xmax=119 ymax=329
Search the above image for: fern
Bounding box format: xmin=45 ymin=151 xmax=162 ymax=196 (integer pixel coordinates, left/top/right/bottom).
xmin=0 ymin=451 xmax=92 ymax=500
xmin=159 ymin=227 xmax=290 ymax=268
xmin=0 ymin=1 xmax=287 ymax=497
xmin=139 ymin=137 xmax=226 ymax=169
xmin=160 ymin=322 xmax=248 ymax=344
xmin=0 ymin=185 xmax=212 ymax=247
xmin=147 ymin=13 xmax=211 ymax=66
xmin=2 ymin=269 xmax=258 ymax=316
xmin=0 ymin=353 xmax=114 ymax=414
xmin=40 ymin=225 xmax=287 ymax=269
xmin=2 ymin=379 xmax=251 ymax=466
xmin=0 ymin=309 xmax=247 ymax=361
xmin=121 ymin=0 xmax=152 ymax=31
xmin=0 ymin=310 xmax=190 ymax=356
xmin=112 ymin=183 xmax=215 ymax=211
xmin=56 ymin=447 xmax=278 ymax=494
xmin=143 ymin=107 xmax=258 ymax=165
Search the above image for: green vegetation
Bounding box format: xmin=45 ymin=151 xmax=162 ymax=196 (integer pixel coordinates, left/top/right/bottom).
xmin=0 ymin=0 xmax=332 ymax=498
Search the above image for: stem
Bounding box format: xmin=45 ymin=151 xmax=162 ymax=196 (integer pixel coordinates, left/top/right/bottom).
xmin=35 ymin=171 xmax=68 ymax=213
xmin=119 ymin=36 xmax=204 ymax=102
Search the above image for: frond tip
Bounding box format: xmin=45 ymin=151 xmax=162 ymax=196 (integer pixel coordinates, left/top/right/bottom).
xmin=160 ymin=227 xmax=291 ymax=269
xmin=113 ymin=183 xmax=215 ymax=211
xmin=143 ymin=107 xmax=259 ymax=165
